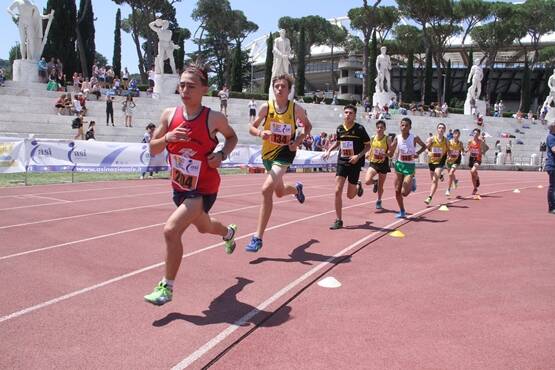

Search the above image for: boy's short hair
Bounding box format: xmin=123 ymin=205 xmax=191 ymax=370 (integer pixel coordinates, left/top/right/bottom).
xmin=376 ymin=120 xmax=386 ymax=128
xmin=401 ymin=117 xmax=412 ymax=127
xmin=182 ymin=61 xmax=209 ymax=86
xmin=271 ymin=74 xmax=294 ymax=90
xmin=344 ymin=104 xmax=357 ymax=113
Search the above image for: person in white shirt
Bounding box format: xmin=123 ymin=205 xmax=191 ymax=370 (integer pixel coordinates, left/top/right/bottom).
xmin=248 ymin=98 xmax=257 ymax=122
xmin=218 ymin=85 xmax=229 ymax=116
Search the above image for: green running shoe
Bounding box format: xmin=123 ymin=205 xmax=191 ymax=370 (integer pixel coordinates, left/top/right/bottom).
xmin=329 ymin=219 xmax=343 ymax=230
xmin=144 ymin=282 xmax=173 ymax=306
xmin=224 ymin=224 xmax=237 ymax=254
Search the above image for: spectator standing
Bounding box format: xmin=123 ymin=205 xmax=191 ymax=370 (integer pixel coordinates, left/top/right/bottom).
xmin=148 ymin=65 xmax=156 ymax=93
xmin=72 ymin=115 xmax=84 ymax=140
xmin=106 ymin=96 xmax=115 ymax=126
xmin=248 ymin=98 xmax=257 ymax=123
xmin=72 ymin=94 xmax=83 ymax=116
xmin=38 ymin=57 xmax=47 ymax=82
xmin=122 ymin=67 xmax=129 ymax=89
xmin=545 ymin=121 xmax=555 ymax=214
xmin=218 ymin=85 xmax=229 ymax=116
xmin=498 ymin=100 xmax=505 ymax=116
xmin=122 ymin=95 xmax=136 ymax=127
xmin=493 ymin=101 xmax=500 ymax=117
xmin=85 ymin=121 xmax=96 ymax=140
xmin=505 ymin=140 xmax=513 ymax=164
xmin=140 ymin=123 xmax=156 ymax=179
xmin=363 ymin=96 xmax=370 ymax=113
xmin=494 ymin=140 xmax=501 ymax=164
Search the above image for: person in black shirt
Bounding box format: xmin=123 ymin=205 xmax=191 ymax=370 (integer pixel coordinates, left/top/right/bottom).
xmin=106 ymin=96 xmax=115 ymax=126
xmin=323 ymin=104 xmax=371 ymax=229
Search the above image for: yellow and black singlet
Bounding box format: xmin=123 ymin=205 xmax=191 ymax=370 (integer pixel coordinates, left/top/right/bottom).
xmin=428 ymin=135 xmax=448 ymax=164
xmin=446 ymin=139 xmax=464 ymax=164
xmin=367 ymin=135 xmax=388 ymax=164
xmin=261 ymin=100 xmax=296 ymax=164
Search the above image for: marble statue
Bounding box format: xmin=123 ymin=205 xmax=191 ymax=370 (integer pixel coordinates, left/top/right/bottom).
xmin=149 ymin=17 xmax=179 ymax=74
xmin=269 ymin=29 xmax=294 ymax=100
xmin=547 ymin=68 xmax=555 ymax=95
xmin=467 ymin=58 xmax=483 ymax=100
xmin=272 ymin=29 xmax=292 ymax=77
xmin=7 ymin=0 xmax=54 ymax=61
xmin=375 ymin=46 xmax=391 ymax=93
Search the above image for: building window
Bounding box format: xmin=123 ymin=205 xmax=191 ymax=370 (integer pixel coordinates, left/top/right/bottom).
xmin=341 ymin=86 xmax=348 ymax=94
xmin=354 ymin=85 xmax=362 ymax=95
xmin=342 ymin=70 xmax=348 ymax=77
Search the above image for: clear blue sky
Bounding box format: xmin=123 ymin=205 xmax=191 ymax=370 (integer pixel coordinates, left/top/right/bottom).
xmin=1 ymin=0 xmax=516 ymax=73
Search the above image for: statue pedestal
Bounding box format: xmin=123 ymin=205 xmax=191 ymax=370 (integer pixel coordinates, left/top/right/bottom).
xmin=152 ymin=73 xmax=179 ymax=99
xmin=13 ymin=59 xmax=40 ymax=83
xmin=545 ymin=106 xmax=555 ymax=123
xmin=372 ymin=91 xmax=396 ymax=108
xmin=464 ymin=97 xmax=487 ymax=116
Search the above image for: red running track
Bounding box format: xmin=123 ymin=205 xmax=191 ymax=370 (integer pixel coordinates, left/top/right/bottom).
xmin=0 ymin=170 xmax=553 ymax=369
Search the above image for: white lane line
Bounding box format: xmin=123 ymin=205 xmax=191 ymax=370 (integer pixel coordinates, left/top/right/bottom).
xmin=0 ymin=191 xmax=388 ymax=323
xmin=0 ymin=190 xmax=334 ymax=261
xmin=0 ymin=185 xmax=332 ymax=230
xmin=0 ymin=181 xmax=538 ymax=325
xmin=171 ymin=183 xmax=540 ymax=369
xmin=0 ymin=179 xmax=331 ymax=212
xmin=25 ymin=195 xmax=71 ymax=203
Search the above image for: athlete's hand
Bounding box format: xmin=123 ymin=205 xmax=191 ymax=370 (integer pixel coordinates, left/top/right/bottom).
xmin=413 ymin=154 xmax=419 ymax=160
xmin=165 ymin=127 xmax=191 ymax=143
xmin=288 ymin=141 xmax=298 ymax=152
xmin=322 ymin=150 xmax=330 ymax=161
xmin=206 ymin=152 xmax=223 ymax=168
xmin=348 ymin=155 xmax=360 ymax=164
xmin=259 ymin=130 xmax=272 ymax=141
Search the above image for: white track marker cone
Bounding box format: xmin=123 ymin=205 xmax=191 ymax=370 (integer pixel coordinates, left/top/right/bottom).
xmin=538 ymin=185 xmax=544 ymax=189
xmin=513 ymin=189 xmax=521 ymax=193
xmin=317 ymin=276 xmax=342 ymax=288
xmin=438 ymin=204 xmax=449 ymax=211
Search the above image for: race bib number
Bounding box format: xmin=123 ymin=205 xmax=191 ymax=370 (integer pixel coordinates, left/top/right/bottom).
xmin=470 ymin=148 xmax=480 ymax=157
xmin=340 ymin=141 xmax=354 ymax=157
xmin=431 ymin=147 xmax=443 ymax=158
xmin=372 ymin=148 xmax=386 ymax=161
xmin=448 ymin=150 xmax=460 ymax=158
xmin=400 ymin=154 xmax=414 ymax=162
xmin=171 ymin=154 xmax=201 ymax=191
xmin=270 ymin=122 xmax=292 ymax=145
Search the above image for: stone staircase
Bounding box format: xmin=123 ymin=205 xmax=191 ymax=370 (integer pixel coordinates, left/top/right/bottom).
xmin=0 ymin=80 xmax=548 ymax=167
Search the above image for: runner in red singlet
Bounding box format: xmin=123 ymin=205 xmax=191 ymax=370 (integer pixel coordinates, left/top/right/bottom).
xmin=143 ymin=62 xmax=238 ymax=306
xmin=467 ymin=128 xmax=483 ymax=196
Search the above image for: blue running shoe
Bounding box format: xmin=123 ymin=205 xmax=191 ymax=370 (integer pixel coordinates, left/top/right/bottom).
xmin=411 ymin=177 xmax=417 ymax=192
xmin=245 ymin=236 xmax=263 ymax=252
xmin=395 ymin=210 xmax=406 ymax=218
xmin=295 ymin=181 xmax=305 ymax=204
xmin=375 ymin=200 xmax=383 ymax=209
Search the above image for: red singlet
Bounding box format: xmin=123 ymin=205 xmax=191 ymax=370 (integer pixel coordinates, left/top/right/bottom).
xmin=166 ymin=106 xmax=220 ymax=194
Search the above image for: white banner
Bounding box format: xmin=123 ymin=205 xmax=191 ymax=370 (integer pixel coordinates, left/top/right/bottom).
xmin=0 ymin=137 xmax=26 ymax=173
xmin=0 ymin=137 xmax=339 ymax=173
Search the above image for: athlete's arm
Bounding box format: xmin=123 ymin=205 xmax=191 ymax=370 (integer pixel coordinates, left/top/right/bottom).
xmin=350 ymin=142 xmax=371 ymax=164
xmin=207 ymin=111 xmax=238 ymax=168
xmin=249 ymin=103 xmax=271 ymax=140
xmin=414 ymin=136 xmax=427 ymax=157
xmin=386 ymin=136 xmax=394 ymax=157
xmin=425 ymin=136 xmax=433 ymax=150
xmin=388 ymin=137 xmax=398 ymax=157
xmin=149 ymin=108 xmax=173 ymax=155
xmin=295 ymin=105 xmax=312 ymax=137
xmin=322 ymin=140 xmax=340 ymax=160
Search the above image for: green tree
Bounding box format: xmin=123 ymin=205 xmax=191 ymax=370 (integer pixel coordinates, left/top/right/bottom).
xmin=230 ymin=40 xmax=242 ymax=91
xmin=44 ymin=0 xmax=78 ymax=77
xmin=325 ymin=23 xmax=347 ymax=92
xmin=296 ymin=25 xmax=306 ymax=96
xmin=470 ymin=2 xmax=520 ymax=102
xmin=520 ymin=56 xmax=531 ymax=112
xmin=514 ymin=0 xmax=555 ymax=68
xmin=76 ymin=0 xmax=95 ymax=77
xmin=173 ymin=27 xmax=191 ymax=72
xmin=263 ymin=33 xmax=274 ymax=93
xmin=393 ymin=25 xmax=423 ymax=103
xmin=456 ymin=0 xmax=491 ymax=46
xmin=424 ymin=48 xmax=433 ymax=104
xmin=369 ymin=31 xmax=378 ymax=97
xmin=113 ymin=8 xmax=122 ymax=77
xmin=348 ymin=0 xmax=383 ymax=99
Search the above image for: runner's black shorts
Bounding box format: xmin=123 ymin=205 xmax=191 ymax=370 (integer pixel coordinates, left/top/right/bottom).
xmin=428 ymin=156 xmax=447 ymax=171
xmin=173 ymin=190 xmax=217 ymax=213
xmin=369 ymin=161 xmax=391 ymax=174
xmin=336 ymin=163 xmax=363 ymax=185
xmin=468 ymin=157 xmax=482 ymax=168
